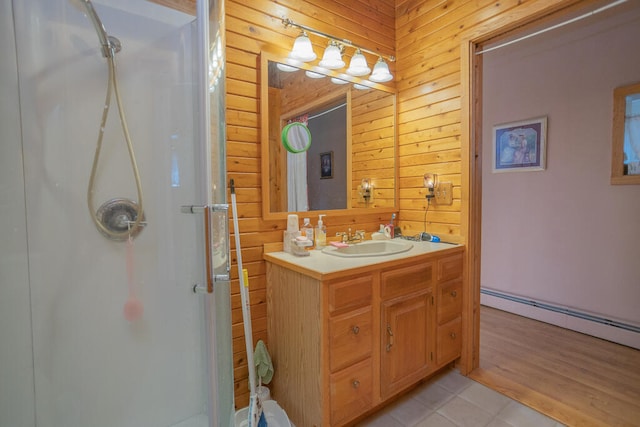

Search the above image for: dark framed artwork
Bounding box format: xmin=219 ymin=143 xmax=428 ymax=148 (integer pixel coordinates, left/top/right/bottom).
xmin=493 ymin=116 xmax=547 ymax=172
xmin=320 ymin=151 xmax=333 ymax=179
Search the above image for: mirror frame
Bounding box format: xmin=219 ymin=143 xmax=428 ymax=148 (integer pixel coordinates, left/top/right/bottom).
xmin=611 ymin=81 xmax=640 ymax=185
xmin=260 ymin=50 xmax=399 ymax=221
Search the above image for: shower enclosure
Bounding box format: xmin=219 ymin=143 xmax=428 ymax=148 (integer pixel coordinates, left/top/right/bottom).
xmin=0 ymin=0 xmax=233 ymax=426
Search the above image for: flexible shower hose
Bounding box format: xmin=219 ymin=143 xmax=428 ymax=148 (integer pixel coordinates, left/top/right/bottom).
xmin=87 ymin=49 xmax=144 ymax=240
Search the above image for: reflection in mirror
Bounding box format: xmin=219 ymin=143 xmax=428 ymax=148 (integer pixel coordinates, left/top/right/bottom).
xmin=261 ymin=52 xmax=397 ymax=218
xmin=281 ymin=122 xmax=312 ymax=153
xmin=612 ymin=81 xmax=640 ymax=184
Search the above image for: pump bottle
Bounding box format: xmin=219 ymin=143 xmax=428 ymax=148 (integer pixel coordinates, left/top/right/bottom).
xmin=315 ymin=215 xmax=327 ymax=248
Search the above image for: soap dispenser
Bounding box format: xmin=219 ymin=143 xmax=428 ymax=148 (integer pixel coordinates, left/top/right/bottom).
xmin=315 ymin=214 xmax=327 ymax=248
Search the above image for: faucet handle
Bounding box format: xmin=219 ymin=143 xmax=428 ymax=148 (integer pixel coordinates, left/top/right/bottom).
xmin=355 ymin=230 xmax=366 ymax=239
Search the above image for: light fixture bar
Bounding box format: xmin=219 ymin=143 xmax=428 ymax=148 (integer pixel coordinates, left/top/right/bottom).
xmin=282 ymin=17 xmax=395 ymax=62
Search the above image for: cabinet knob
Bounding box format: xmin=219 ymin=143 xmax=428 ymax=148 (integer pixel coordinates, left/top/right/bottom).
xmin=450 ymin=332 xmax=457 ymax=339
xmin=352 ymin=380 xmax=360 ymax=389
xmin=451 ymin=290 xmax=457 ymax=297
xmin=352 ymin=326 xmax=360 ymax=335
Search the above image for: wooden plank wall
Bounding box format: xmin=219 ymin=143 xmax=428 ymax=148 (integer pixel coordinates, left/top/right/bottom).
xmin=394 ymin=0 xmax=587 ymax=241
xmin=226 ymin=0 xmax=395 ymax=407
xmin=160 ymin=0 xmax=594 ymax=409
xmin=228 ymin=0 xmax=594 ymax=408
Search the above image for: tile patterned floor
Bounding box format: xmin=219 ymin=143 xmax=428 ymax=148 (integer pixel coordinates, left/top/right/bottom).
xmin=356 ymin=369 xmax=564 ymax=427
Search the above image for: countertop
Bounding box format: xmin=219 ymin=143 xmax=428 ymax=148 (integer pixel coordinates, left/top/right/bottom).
xmin=263 ymin=239 xmax=464 ymax=281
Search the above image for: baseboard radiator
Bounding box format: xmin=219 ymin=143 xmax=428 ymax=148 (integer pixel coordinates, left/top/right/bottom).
xmin=481 ymin=288 xmax=640 ymax=334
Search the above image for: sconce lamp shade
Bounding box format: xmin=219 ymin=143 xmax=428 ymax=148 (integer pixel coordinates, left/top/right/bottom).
xmin=290 ymin=31 xmax=316 ymax=62
xmin=318 ymin=42 xmax=345 ymax=69
xmin=361 ymin=178 xmax=372 ymax=200
xmin=346 ymin=49 xmax=371 ymax=76
xmin=369 ymin=57 xmax=393 ymax=82
xmin=424 ymin=173 xmax=438 ymax=190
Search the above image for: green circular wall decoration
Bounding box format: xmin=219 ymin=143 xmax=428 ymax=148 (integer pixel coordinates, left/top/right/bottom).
xmin=281 ymin=122 xmax=312 ymax=153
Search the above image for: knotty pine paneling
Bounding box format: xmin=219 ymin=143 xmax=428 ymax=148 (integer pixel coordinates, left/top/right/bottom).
xmin=226 ymin=0 xmax=394 ymax=407
xmin=163 ymin=0 xmax=592 ymax=409
xmin=394 ymin=0 xmax=588 ymax=243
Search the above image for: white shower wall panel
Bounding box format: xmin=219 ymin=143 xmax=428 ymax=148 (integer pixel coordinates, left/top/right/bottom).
xmin=10 ymin=1 xmax=211 ymax=426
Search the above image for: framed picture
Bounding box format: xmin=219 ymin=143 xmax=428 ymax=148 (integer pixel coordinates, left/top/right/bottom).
xmin=320 ymin=151 xmax=333 ymax=179
xmin=493 ymin=116 xmax=547 ymax=172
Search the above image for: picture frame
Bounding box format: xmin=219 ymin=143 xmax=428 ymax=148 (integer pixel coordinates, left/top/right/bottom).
xmin=493 ymin=116 xmax=547 ymax=173
xmin=320 ymin=151 xmax=333 ymax=179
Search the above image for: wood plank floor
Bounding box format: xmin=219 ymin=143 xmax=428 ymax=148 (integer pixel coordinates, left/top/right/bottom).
xmin=469 ymin=306 xmax=640 ymax=427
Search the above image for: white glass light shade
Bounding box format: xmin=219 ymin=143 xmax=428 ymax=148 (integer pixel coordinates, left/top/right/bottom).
xmin=369 ymin=57 xmax=393 ymax=82
xmin=289 ymin=31 xmax=316 ymax=62
xmin=353 ymin=83 xmax=371 ymax=90
xmin=346 ymin=49 xmax=370 ymax=76
xmin=331 ymin=77 xmax=349 ymax=85
xmin=424 ymin=173 xmax=438 ymax=189
xmin=276 ymin=57 xmax=301 ymax=72
xmin=305 ymin=70 xmax=326 ymax=79
xmin=318 ymin=42 xmax=345 ymax=69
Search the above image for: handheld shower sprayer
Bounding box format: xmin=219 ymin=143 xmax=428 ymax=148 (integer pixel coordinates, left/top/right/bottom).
xmin=72 ymin=0 xmax=121 ymax=57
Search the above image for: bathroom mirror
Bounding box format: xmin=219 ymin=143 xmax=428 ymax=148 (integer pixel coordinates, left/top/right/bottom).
xmin=260 ymin=51 xmax=398 ymax=220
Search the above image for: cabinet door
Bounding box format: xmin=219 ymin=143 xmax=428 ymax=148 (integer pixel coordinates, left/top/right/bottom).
xmin=381 ymin=290 xmax=433 ymax=399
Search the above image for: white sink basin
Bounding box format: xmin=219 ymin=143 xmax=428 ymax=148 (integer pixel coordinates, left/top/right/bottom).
xmin=321 ymin=240 xmax=413 ymax=258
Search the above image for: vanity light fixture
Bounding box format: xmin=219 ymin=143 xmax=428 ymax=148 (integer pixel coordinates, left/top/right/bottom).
xmin=361 ymin=178 xmax=372 ymax=202
xmin=346 ymin=49 xmax=371 ymax=76
xmin=369 ymin=57 xmax=393 ymax=82
xmin=282 ymin=17 xmax=395 ymax=83
xmin=305 ymin=70 xmax=326 ymax=79
xmin=424 ymin=173 xmax=438 ymax=201
xmin=318 ymin=41 xmax=345 ymax=69
xmin=289 ymin=30 xmax=316 ymax=62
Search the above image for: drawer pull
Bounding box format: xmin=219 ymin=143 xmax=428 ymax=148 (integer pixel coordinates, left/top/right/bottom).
xmin=450 ymin=332 xmax=457 ymax=339
xmin=451 ymin=290 xmax=457 ymax=297
xmin=352 ymin=326 xmax=360 ymax=335
xmin=352 ymin=380 xmax=360 ymax=389
xmin=386 ymin=324 xmax=394 ymax=352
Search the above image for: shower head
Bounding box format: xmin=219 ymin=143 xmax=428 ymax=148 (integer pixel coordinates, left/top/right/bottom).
xmin=71 ymin=0 xmax=121 ymax=58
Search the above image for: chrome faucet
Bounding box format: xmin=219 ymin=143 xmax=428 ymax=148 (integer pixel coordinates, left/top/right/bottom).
xmin=336 ymin=228 xmax=366 ymax=243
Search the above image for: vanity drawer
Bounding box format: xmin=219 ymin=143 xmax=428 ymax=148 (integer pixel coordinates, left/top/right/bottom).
xmin=330 ymin=358 xmax=373 ymax=426
xmin=437 ymin=280 xmax=462 ymax=325
xmin=437 ymin=253 xmax=463 ymax=282
xmin=381 ymin=262 xmax=433 ymax=300
xmin=328 ymin=274 xmax=373 ymax=314
xmin=437 ymin=316 xmax=462 ymax=365
xmin=329 ymin=306 xmax=372 ymax=372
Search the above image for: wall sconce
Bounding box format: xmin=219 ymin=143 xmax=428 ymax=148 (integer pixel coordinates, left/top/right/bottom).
xmin=282 ymin=17 xmax=395 ymax=83
xmin=361 ymin=178 xmax=372 ymax=202
xmin=424 ymin=173 xmax=438 ymax=201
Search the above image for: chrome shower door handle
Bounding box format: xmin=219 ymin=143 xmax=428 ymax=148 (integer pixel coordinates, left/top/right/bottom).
xmin=181 ymin=204 xmax=230 ymax=293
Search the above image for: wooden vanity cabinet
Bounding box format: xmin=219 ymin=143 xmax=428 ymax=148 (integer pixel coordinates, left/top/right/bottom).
xmin=380 ymin=262 xmax=434 ymax=400
xmin=265 ymin=246 xmax=464 ymax=427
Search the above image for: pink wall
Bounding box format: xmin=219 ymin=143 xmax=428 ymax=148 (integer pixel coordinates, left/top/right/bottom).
xmin=481 ymin=2 xmax=640 ymax=346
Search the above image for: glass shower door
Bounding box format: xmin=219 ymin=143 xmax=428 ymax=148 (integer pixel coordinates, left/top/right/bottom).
xmin=0 ymin=0 xmax=233 ymax=426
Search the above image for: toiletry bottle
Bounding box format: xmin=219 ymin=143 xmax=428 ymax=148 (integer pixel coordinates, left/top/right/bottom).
xmin=302 ymin=217 xmax=314 ymax=249
xmin=315 ymin=214 xmax=327 ymax=248
xmin=387 ymin=213 xmax=396 ymax=238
